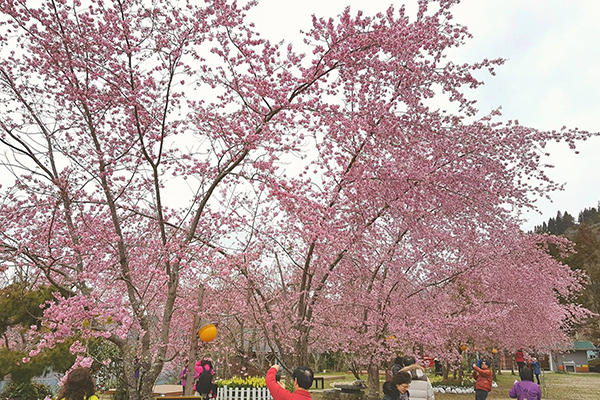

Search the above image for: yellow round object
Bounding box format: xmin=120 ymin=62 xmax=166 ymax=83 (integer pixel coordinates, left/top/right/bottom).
xmin=460 ymin=345 xmax=468 ymax=351
xmin=492 ymin=349 xmax=498 ymax=354
xmin=198 ymin=324 xmax=217 ymax=342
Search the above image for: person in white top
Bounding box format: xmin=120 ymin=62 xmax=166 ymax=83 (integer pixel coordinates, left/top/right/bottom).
xmin=399 ymin=356 xmax=435 ymax=400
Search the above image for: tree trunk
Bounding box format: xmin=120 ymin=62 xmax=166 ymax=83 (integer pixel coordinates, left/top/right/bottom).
xmin=311 ymin=353 xmax=321 ymax=375
xmin=350 ymin=360 xmax=361 ymax=380
xmin=367 ymin=361 xmax=380 ymax=399
xmin=139 ymin=377 xmax=155 ymax=400
xmin=122 ymin=342 xmax=141 ymax=400
xmin=442 ymin=362 xmax=449 ymax=381
xmin=496 ymin=351 xmax=502 ymax=375
xmin=185 ymin=285 xmax=205 ymax=395
xmin=295 ymin=329 xmax=310 ymax=366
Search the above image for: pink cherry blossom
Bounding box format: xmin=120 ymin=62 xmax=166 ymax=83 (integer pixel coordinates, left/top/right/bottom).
xmin=0 ymin=1 xmax=595 ymax=399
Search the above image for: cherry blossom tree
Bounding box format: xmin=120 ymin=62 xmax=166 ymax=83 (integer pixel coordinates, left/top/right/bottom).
xmin=221 ymin=0 xmax=593 ymax=379
xmin=0 ymin=0 xmax=312 ymax=397
xmin=0 ymin=0 xmax=595 ymax=399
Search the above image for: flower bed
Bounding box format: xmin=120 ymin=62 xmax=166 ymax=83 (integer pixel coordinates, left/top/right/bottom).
xmin=215 ymin=377 xmax=272 ymax=400
xmin=216 ymin=377 xmax=267 ymax=389
xmin=430 ymin=377 xmax=498 ymax=394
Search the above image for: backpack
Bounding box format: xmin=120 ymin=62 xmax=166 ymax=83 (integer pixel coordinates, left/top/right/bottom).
xmin=518 ymin=388 xmax=530 ymax=400
xmin=196 ymin=369 xmax=213 ymax=396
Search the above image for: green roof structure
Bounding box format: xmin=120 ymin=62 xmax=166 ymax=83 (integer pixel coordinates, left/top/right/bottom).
xmin=573 ymin=341 xmax=597 ymax=350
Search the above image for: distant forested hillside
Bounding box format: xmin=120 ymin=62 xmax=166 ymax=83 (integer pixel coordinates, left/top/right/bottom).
xmin=534 ymin=205 xmax=600 ymax=235
xmin=534 ymin=204 xmax=600 ymax=344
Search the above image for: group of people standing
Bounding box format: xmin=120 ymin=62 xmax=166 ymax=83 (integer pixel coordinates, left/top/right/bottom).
xmin=264 ymin=353 xmax=542 ymax=400
xmin=54 ymin=351 xmax=543 ymax=400
xmin=54 ymin=361 xmax=217 ymax=400
xmin=473 ymin=354 xmax=540 ymax=399
xmin=515 ymin=349 xmax=542 ymax=384
xmin=466 ymin=354 xmax=544 ymax=400
xmin=383 ymin=356 xmax=435 ymax=400
xmin=264 ymin=356 xmax=436 ymax=400
xmin=384 ymin=354 xmax=542 ymax=400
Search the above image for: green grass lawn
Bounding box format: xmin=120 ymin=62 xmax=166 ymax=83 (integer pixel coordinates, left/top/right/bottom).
xmin=311 ymin=371 xmax=600 ymax=400
xmin=96 ymin=370 xmax=599 ymax=399
xmin=421 ymin=372 xmax=599 ymax=400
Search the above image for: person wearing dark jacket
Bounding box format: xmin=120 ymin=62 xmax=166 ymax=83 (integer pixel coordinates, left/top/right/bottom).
xmin=472 ymin=359 xmax=493 ymax=400
xmin=382 ymin=371 xmax=412 ymax=400
xmin=530 ymin=358 xmax=541 ymax=385
xmin=266 ymin=364 xmax=313 ymax=400
xmin=195 ymin=359 xmax=217 ymax=398
xmin=509 ymin=368 xmax=542 ymax=400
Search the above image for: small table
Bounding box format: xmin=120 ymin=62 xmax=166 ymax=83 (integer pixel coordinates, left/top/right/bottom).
xmin=313 ymin=376 xmax=325 ymax=389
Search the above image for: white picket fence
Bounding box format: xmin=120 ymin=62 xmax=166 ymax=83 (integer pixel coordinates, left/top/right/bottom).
xmin=217 ymin=386 xmax=273 ymax=400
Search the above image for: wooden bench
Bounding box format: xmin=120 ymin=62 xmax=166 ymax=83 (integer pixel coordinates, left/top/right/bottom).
xmin=313 ymin=376 xmax=325 ymax=389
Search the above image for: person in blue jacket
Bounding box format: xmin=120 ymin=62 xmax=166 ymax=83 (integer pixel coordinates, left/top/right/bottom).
xmin=530 ymin=358 xmax=541 ymax=385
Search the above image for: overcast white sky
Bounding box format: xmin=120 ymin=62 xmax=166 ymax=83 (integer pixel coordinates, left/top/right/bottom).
xmin=248 ymin=0 xmax=600 ymax=231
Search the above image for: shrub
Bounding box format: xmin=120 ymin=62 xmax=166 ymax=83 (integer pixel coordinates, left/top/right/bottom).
xmin=216 ymin=376 xmax=266 ymax=388
xmin=430 ymin=376 xmax=476 ymax=388
xmin=0 ymin=381 xmax=53 ymax=400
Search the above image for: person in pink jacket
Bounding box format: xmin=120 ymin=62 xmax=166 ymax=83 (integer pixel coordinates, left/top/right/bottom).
xmin=181 ymin=366 xmax=188 ymax=393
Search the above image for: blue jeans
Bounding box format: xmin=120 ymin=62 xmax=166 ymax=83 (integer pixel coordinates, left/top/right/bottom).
xmin=475 ymin=389 xmax=489 ymax=400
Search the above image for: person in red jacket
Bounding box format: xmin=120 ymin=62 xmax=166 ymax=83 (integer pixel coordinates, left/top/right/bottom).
xmin=266 ymin=364 xmax=314 ymax=400
xmin=515 ymin=350 xmax=525 ymax=374
xmin=472 ymin=359 xmax=493 ymax=400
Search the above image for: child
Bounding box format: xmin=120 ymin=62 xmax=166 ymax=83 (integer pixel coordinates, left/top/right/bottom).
xmin=530 ymin=358 xmax=541 ymax=385
xmin=57 ymin=368 xmax=98 ymax=400
xmin=509 ymin=368 xmax=541 ymax=400
xmin=472 ymin=359 xmax=492 ymax=400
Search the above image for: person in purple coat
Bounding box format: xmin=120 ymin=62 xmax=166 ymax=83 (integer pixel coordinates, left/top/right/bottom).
xmin=509 ymin=368 xmax=541 ymax=400
xmin=181 ymin=365 xmax=188 ymax=393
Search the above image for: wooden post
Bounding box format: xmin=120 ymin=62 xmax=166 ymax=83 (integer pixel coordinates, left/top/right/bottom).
xmin=442 ymin=361 xmax=449 ymax=381
xmin=184 ymin=284 xmax=205 ymax=396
